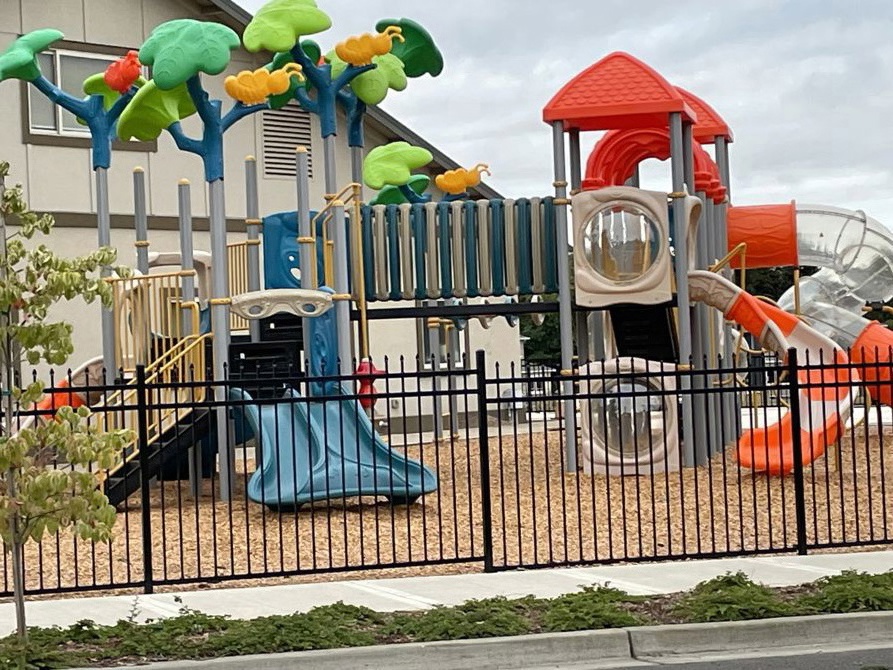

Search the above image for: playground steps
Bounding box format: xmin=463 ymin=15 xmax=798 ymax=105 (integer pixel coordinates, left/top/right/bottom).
xmin=608 ymin=302 xmax=679 ymax=363
xmin=104 ymin=408 xmax=211 ymax=507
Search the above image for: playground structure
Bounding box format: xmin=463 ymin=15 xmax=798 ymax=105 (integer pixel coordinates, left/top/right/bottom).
xmin=3 ymin=0 xmax=893 ymax=524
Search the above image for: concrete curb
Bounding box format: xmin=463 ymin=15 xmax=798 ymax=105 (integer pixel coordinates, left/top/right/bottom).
xmin=629 ymin=611 xmax=893 ymax=659
xmin=70 ymin=611 xmax=893 ymax=669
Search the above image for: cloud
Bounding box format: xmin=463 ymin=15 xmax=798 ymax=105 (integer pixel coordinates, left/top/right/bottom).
xmin=238 ymin=0 xmax=893 ymax=222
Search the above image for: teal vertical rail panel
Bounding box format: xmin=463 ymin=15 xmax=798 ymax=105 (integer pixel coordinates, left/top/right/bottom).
xmin=438 ymin=200 xmax=453 ymax=297
xmin=361 ymin=204 xmax=375 ymax=300
xmin=463 ymin=200 xmax=479 ymax=298
xmin=451 ymin=201 xmax=466 ymax=297
xmin=542 ymin=196 xmax=559 ymax=292
xmin=476 ymin=199 xmax=492 ymax=297
xmin=530 ymin=197 xmax=545 ymax=293
xmin=490 ymin=199 xmax=506 ymax=296
xmin=372 ymin=205 xmax=389 ymax=301
xmin=398 ymin=203 xmax=414 ymax=299
xmin=386 ymin=203 xmax=401 ymax=301
xmin=516 ymin=198 xmax=533 ymax=294
xmin=504 ymin=198 xmax=518 ymax=295
xmin=424 ymin=201 xmax=440 ymax=299
xmin=411 ymin=202 xmax=427 ymax=299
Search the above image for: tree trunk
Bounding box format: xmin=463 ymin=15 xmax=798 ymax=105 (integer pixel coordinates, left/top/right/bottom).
xmin=0 ymin=170 xmax=27 ymax=638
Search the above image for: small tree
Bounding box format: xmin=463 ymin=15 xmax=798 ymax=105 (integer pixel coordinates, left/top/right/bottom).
xmin=0 ymin=161 xmax=133 ymax=640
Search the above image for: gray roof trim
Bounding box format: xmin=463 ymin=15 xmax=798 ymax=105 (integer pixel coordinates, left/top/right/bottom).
xmin=207 ymin=0 xmax=504 ymax=200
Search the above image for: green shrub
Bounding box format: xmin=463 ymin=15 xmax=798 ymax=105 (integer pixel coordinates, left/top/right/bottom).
xmin=385 ymin=597 xmax=534 ymax=642
xmin=542 ymin=586 xmax=642 ymax=632
xmin=798 ymin=571 xmax=893 ymax=614
xmin=673 ymin=572 xmax=801 ymax=623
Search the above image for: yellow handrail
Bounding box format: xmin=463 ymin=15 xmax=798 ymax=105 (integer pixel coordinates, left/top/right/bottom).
xmin=95 ymin=334 xmax=210 ymax=484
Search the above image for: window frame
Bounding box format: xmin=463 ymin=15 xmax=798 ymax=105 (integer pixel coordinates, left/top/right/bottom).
xmin=20 ymin=39 xmax=156 ymax=153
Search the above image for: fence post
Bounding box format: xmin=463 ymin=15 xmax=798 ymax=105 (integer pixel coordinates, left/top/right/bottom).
xmin=787 ymin=348 xmax=808 ymax=556
xmin=475 ymin=349 xmax=494 ymax=572
xmin=135 ymin=364 xmax=154 ymax=593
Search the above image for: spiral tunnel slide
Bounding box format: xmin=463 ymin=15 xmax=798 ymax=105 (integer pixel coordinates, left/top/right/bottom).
xmin=719 ymin=202 xmax=893 ymax=473
xmin=689 ymin=271 xmax=855 ymax=475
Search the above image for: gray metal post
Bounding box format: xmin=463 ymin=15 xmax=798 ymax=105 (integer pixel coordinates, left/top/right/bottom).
xmin=448 ymin=322 xmax=460 ymax=435
xmin=331 ymin=199 xmax=353 ymax=374
xmin=177 ymin=179 xmax=201 ymax=498
xmin=715 ymin=136 xmax=740 ymax=442
xmin=569 ymin=129 xmax=582 ymax=192
xmin=427 ymin=309 xmax=443 ymax=441
xmin=96 ymin=168 xmax=117 ymax=380
xmin=133 ymin=167 xmax=149 ymax=275
xmin=625 ymin=165 xmax=641 ymax=188
xmin=323 ymin=136 xmax=353 ymax=373
xmin=669 ymin=113 xmax=695 ymax=467
xmin=551 ymin=122 xmax=577 ymax=471
xmin=351 ymin=146 xmax=364 ymax=188
xmin=244 ymin=156 xmax=262 ymax=342
xmin=295 ymin=148 xmax=314 ymax=392
xmin=208 ymin=179 xmax=233 ymax=500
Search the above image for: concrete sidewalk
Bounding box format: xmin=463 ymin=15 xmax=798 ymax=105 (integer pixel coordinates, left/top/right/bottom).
xmin=2 ymin=550 xmax=892 ymax=635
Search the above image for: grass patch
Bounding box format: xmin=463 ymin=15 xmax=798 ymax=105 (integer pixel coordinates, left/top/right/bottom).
xmin=2 ymin=571 xmax=893 ymax=668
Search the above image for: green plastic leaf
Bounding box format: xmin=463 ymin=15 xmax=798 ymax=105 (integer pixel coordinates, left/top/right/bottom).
xmin=370 ymin=174 xmax=430 ymax=205
xmin=83 ymin=72 xmax=146 ymax=110
xmin=244 ymin=0 xmax=332 ymax=54
xmin=363 ymin=141 xmax=433 ymax=190
xmin=116 ymin=80 xmax=197 ymax=141
xmin=375 ymin=18 xmax=443 ymax=78
xmin=328 ymin=51 xmax=406 ymax=105
xmin=0 ymin=29 xmax=64 ymax=82
xmin=300 ymin=39 xmax=322 ymax=65
xmin=265 ymin=51 xmax=306 ymax=109
xmin=139 ymin=19 xmax=240 ymax=90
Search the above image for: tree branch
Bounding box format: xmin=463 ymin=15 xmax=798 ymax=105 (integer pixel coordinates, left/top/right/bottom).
xmin=185 ymin=75 xmax=215 ymax=126
xmin=399 ymin=184 xmax=430 ymax=204
xmin=107 ymin=86 xmax=139 ymax=125
xmin=333 ymin=63 xmax=377 ymax=91
xmin=30 ymin=76 xmax=89 ymax=120
xmin=165 ymin=122 xmax=204 ymax=156
xmin=294 ymin=86 xmax=320 ymax=115
xmin=222 ymin=101 xmax=267 ymax=133
xmin=289 ymin=44 xmax=327 ymax=91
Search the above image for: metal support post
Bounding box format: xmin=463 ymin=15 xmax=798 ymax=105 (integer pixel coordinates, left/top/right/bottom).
xmin=244 ymin=156 xmax=262 ymax=342
xmin=133 ymin=167 xmax=149 ymax=275
xmin=96 ymin=168 xmax=116 ymax=380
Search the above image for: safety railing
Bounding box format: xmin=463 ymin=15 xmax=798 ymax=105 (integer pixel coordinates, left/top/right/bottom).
xmin=110 ymin=271 xmax=200 ymax=374
xmin=95 ymin=333 xmax=209 ymax=484
xmin=227 ymin=241 xmax=251 ymax=333
xmin=358 ymin=198 xmax=560 ymax=302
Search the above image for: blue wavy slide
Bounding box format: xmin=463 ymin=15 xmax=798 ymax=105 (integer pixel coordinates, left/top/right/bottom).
xmin=230 ymin=388 xmax=438 ymax=509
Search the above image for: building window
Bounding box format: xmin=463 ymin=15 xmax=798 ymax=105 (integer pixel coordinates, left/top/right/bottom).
xmin=28 ymin=50 xmax=118 ymax=137
xmin=262 ymin=102 xmax=313 ymax=178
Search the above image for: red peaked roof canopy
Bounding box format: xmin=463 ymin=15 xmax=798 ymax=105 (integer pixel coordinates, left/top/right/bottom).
xmin=543 ymin=52 xmax=697 ymax=131
xmin=675 ymin=87 xmax=733 ymax=143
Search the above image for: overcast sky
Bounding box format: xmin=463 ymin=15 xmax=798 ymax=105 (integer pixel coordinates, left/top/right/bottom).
xmin=239 ymin=0 xmax=893 ymax=223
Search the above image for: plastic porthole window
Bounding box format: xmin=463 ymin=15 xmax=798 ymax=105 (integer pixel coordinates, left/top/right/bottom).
xmin=581 ymin=203 xmax=665 ymax=285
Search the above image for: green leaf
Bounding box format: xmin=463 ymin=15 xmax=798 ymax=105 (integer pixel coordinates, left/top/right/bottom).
xmin=363 ymin=141 xmax=433 ymax=190
xmin=300 ymin=39 xmax=322 ymax=65
xmin=139 ymin=19 xmax=240 ymax=90
xmin=328 ymin=51 xmax=406 ymax=105
xmin=370 ymin=175 xmax=430 ymax=205
xmin=117 ymin=80 xmax=197 ymax=141
xmin=265 ymin=51 xmax=306 ymax=109
xmin=0 ymin=29 xmax=64 ymax=82
xmin=83 ymin=72 xmax=146 ymax=110
xmin=244 ymin=0 xmax=332 ymax=54
xmin=375 ymin=18 xmax=443 ymax=78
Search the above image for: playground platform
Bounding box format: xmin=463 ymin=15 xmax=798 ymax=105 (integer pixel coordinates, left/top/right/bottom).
xmin=3 ymin=550 xmax=891 ymax=636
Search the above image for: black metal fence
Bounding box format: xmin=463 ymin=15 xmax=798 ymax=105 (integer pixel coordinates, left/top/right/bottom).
xmin=2 ymin=349 xmax=892 ymax=597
